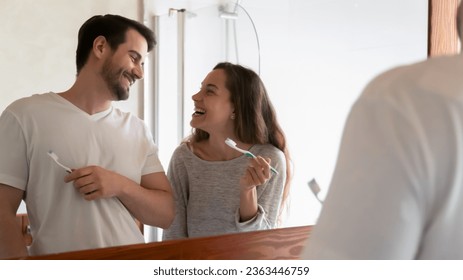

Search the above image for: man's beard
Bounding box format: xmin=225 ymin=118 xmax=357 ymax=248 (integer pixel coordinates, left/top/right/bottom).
xmin=101 ymin=58 xmax=131 ymax=101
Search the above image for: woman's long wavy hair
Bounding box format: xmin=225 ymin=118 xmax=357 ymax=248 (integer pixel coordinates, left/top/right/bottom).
xmin=190 ymin=62 xmax=292 ymax=223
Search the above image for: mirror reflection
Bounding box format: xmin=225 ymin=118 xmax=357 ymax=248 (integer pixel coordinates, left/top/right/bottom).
xmin=162 ymin=62 xmax=291 ymax=240
xmin=0 ymin=0 xmax=427 ymax=258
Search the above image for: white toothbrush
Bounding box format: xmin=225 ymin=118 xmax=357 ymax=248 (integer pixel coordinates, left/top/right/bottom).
xmin=47 ymin=150 xmax=72 ymax=173
xmin=225 ymin=138 xmax=278 ymax=175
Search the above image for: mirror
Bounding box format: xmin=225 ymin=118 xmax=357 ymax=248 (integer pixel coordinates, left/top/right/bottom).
xmin=151 ymin=0 xmax=428 ymax=230
xmin=0 ymin=0 xmax=427 ymax=257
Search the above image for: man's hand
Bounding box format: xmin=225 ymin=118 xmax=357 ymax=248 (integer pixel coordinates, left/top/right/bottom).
xmin=64 ymin=166 xmax=125 ymax=201
xmin=64 ymin=166 xmax=174 ymax=228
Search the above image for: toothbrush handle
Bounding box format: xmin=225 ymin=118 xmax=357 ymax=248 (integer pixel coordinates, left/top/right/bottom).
xmin=270 ymin=166 xmax=279 ymax=175
xmin=245 ymin=152 xmax=279 ymax=175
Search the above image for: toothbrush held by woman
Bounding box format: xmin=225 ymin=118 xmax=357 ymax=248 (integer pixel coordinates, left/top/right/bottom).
xmin=225 ymin=138 xmax=279 ymax=175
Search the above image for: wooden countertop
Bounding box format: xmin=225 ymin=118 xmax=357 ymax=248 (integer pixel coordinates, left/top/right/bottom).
xmin=23 ymin=225 xmax=312 ymax=260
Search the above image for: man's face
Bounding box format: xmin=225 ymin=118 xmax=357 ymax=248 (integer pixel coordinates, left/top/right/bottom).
xmin=101 ymin=56 xmax=131 ymax=100
xmin=101 ymin=29 xmax=148 ymax=101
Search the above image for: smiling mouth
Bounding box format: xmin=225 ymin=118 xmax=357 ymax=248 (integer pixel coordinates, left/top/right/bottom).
xmin=193 ymin=107 xmax=205 ymax=116
xmin=123 ymin=73 xmax=135 ymax=86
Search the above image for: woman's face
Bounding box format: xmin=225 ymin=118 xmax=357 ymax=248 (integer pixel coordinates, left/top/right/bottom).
xmin=190 ymin=69 xmax=235 ymax=135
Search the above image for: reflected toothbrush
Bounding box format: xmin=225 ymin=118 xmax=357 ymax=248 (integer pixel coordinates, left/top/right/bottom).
xmin=47 ymin=150 xmax=72 ymax=173
xmin=225 ymin=138 xmax=278 ymax=175
xmin=308 ymin=178 xmax=323 ymax=204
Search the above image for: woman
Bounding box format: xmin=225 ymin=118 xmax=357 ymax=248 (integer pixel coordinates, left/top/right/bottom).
xmin=163 ymin=62 xmax=291 ymax=240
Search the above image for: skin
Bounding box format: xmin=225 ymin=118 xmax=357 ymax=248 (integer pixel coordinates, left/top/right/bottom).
xmin=0 ymin=28 xmax=174 ymax=259
xmin=189 ymin=68 xmax=272 ymax=222
xmin=0 ymin=184 xmax=28 ymax=259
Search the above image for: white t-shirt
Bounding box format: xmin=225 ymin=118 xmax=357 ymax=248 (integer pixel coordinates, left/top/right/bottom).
xmin=0 ymin=92 xmax=164 ymax=256
xmin=301 ymin=54 xmax=463 ymax=259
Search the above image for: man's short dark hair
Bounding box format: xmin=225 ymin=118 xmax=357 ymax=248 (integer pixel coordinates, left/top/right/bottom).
xmin=75 ymin=14 xmax=156 ymax=74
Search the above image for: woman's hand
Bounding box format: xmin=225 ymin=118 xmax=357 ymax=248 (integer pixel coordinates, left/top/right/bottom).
xmin=239 ymin=156 xmax=272 ymax=191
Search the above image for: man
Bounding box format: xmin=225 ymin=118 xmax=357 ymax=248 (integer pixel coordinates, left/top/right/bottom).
xmin=0 ymin=14 xmax=174 ymax=259
xmin=301 ymin=4 xmax=463 ymax=259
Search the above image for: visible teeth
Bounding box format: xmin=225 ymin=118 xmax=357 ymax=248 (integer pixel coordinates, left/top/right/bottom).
xmin=194 ymin=107 xmax=205 ymax=114
xmin=124 ymin=74 xmax=134 ymax=86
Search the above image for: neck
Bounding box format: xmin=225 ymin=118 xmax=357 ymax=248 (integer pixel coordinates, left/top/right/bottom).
xmin=59 ymin=71 xmax=114 ymax=115
xmin=193 ymin=133 xmax=246 ymax=161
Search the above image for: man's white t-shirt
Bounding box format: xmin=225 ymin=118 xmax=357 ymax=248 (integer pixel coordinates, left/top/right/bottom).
xmin=302 ymin=54 xmax=463 ymax=259
xmin=0 ymin=92 xmax=164 ymax=256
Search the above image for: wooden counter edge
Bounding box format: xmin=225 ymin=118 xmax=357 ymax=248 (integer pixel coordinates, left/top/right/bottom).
xmin=20 ymin=225 xmax=312 ymax=260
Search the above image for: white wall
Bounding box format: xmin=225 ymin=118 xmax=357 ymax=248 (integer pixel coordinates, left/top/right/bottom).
xmin=0 ymin=0 xmax=143 ymax=113
xmin=252 ymin=0 xmax=428 ymax=227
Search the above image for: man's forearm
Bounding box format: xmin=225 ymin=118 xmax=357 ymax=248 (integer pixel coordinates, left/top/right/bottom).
xmin=0 ymin=217 xmax=28 ymax=259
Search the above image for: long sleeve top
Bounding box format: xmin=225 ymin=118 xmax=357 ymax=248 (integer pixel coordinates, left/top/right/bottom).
xmin=163 ymin=142 xmax=287 ymax=240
